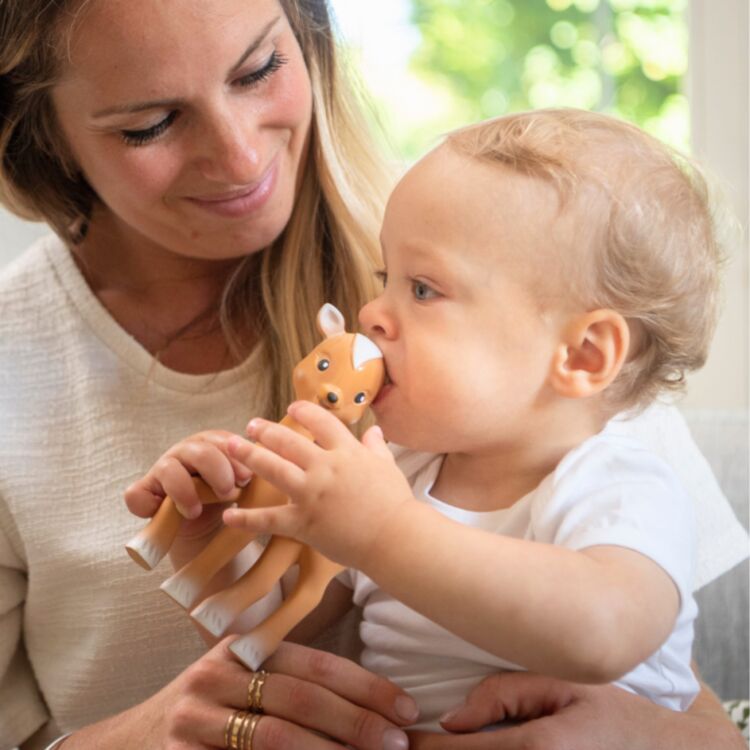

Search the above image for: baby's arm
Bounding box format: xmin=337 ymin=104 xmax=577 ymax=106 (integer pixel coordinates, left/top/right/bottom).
xmin=224 ymin=401 xmax=682 ymax=685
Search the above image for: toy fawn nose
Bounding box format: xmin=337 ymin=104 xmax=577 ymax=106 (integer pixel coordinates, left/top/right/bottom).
xmin=318 ymin=383 xmax=342 ymax=408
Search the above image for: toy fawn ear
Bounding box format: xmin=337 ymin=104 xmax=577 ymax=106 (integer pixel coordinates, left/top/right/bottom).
xmin=317 ymin=304 xmax=346 ymax=338
xmin=549 ymin=309 xmax=629 ymax=399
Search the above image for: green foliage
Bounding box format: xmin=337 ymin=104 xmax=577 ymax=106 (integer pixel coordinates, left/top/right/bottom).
xmin=402 ymin=0 xmax=687 ymax=159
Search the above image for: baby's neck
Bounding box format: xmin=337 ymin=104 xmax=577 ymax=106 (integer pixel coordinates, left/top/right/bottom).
xmin=431 ymin=410 xmax=608 ymax=512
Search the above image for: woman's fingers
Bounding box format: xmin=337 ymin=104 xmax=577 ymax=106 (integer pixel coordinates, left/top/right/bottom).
xmin=439 ymin=671 xmax=578 ymax=731
xmin=263 ymin=642 xmax=419 ymax=728
xmin=408 ymin=672 xmax=587 ymax=750
xmin=249 ymin=714 xmax=346 ymax=749
xmin=198 ymin=640 xmax=413 ymax=750
xmin=250 ymin=671 xmax=409 ymax=750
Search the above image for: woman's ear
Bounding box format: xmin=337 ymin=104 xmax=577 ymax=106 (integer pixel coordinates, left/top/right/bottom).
xmin=549 ymin=309 xmax=630 ymax=399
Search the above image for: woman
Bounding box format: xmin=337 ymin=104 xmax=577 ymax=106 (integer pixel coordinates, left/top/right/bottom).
xmin=0 ymin=1 xmax=745 ymax=749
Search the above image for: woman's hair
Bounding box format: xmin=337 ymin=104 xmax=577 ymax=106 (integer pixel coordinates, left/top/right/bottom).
xmin=0 ymin=0 xmax=394 ymax=420
xmin=447 ymin=108 xmax=725 ymax=414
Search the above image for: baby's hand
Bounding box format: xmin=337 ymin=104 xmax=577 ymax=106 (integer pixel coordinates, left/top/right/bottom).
xmin=125 ymin=430 xmax=252 ymax=521
xmin=222 ymin=401 xmax=415 ymax=569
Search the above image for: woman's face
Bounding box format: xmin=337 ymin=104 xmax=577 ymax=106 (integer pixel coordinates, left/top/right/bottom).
xmin=52 ymin=0 xmax=313 ymax=261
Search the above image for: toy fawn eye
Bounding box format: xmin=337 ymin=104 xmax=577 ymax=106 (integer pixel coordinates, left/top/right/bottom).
xmin=354 ymin=392 xmax=366 ymax=404
xmin=317 ymin=359 xmax=330 ymax=371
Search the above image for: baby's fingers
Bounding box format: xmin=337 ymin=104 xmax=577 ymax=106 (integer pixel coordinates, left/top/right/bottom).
xmin=124 ymin=474 xmax=168 ymax=518
xmin=230 ymin=439 xmax=306 ymax=497
xmin=223 ymin=505 xmax=300 ymax=539
xmin=243 ymin=420 xmax=319 ymax=469
xmin=158 ymin=456 xmax=209 ymax=520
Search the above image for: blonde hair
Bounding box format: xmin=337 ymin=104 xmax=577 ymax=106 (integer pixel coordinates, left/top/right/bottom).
xmin=448 ymin=108 xmax=724 ymax=413
xmin=0 ymin=0 xmax=393 ymax=420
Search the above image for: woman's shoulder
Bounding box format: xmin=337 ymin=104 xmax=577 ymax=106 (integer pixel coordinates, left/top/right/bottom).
xmin=0 ymin=233 xmax=65 ymax=312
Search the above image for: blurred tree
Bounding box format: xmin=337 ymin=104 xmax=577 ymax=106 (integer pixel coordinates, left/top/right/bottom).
xmin=401 ymin=0 xmax=687 ymax=159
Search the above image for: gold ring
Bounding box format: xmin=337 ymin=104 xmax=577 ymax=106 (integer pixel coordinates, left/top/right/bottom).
xmin=225 ymin=709 xmax=251 ymax=750
xmin=242 ymin=714 xmax=262 ymax=750
xmin=247 ymin=670 xmax=268 ymax=714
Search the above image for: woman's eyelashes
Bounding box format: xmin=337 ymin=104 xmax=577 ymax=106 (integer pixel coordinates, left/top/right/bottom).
xmin=236 ymin=50 xmax=287 ymax=88
xmin=119 ymin=51 xmax=288 ymax=147
xmin=120 ymin=111 xmax=178 ymax=147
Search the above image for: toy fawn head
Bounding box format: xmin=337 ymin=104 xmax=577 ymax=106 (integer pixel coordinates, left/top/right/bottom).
xmin=292 ymin=304 xmax=385 ymax=425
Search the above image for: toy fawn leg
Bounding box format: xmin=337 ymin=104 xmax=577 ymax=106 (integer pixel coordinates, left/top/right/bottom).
xmin=160 ymin=526 xmax=257 ymax=609
xmin=125 ymin=478 xmax=225 ymax=571
xmin=160 ymin=478 xmax=289 ymax=609
xmin=191 ymin=536 xmax=303 ymax=638
xmin=229 ymin=547 xmax=345 ymax=670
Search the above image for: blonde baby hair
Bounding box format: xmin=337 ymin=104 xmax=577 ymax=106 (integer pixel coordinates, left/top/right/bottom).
xmin=447 ymin=108 xmax=724 ymax=413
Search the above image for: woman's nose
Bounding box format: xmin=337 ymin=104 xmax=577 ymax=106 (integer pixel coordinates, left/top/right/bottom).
xmin=197 ymin=113 xmax=262 ymax=184
xmin=359 ymin=296 xmax=394 ymax=339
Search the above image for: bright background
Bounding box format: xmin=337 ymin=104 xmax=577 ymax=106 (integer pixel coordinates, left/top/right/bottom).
xmin=1 ymin=0 xmax=747 ymax=409
xmin=329 ymin=0 xmax=690 ymax=161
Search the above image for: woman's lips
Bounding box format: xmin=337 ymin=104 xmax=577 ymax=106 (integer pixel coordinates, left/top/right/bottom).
xmin=186 ymin=159 xmax=278 ymax=218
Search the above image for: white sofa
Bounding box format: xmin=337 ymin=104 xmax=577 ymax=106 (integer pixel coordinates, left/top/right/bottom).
xmin=686 ymin=409 xmax=749 ymax=703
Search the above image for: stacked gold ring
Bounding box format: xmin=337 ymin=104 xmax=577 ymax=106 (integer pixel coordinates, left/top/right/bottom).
xmin=224 ymin=709 xmax=261 ymax=750
xmin=247 ymin=669 xmax=268 ymax=714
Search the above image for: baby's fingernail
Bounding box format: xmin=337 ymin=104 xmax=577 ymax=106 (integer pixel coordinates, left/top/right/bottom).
xmin=439 ymin=708 xmax=460 ymax=724
xmin=246 ymin=419 xmax=260 ymax=433
xmin=394 ymin=695 xmax=419 ymax=723
xmin=182 ymin=505 xmax=201 ymax=520
xmin=237 ymin=476 xmax=251 ymax=487
xmin=383 ymin=728 xmax=409 ymax=750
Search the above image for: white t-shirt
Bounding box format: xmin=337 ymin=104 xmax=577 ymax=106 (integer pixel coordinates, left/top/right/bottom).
xmin=345 ymin=423 xmax=706 ymax=731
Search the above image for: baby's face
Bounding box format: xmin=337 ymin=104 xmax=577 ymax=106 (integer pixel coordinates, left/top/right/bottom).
xmin=359 ymin=144 xmax=573 ymax=453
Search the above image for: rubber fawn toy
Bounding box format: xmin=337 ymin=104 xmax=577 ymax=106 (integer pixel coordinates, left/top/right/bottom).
xmin=126 ymin=304 xmax=384 ymax=669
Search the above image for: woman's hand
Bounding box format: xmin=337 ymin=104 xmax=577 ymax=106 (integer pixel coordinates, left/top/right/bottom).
xmin=408 ymin=671 xmax=746 ymax=750
xmin=62 ymin=639 xmax=418 ymax=749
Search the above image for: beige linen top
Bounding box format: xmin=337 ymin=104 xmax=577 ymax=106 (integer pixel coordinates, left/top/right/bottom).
xmin=0 ymin=236 xmax=280 ymax=749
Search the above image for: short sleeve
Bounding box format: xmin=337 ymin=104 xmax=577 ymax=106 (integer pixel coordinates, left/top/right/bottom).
xmin=531 ymin=437 xmax=695 ymax=604
xmin=609 ymin=403 xmax=749 ymax=589
xmin=0 ymin=499 xmax=48 ymax=749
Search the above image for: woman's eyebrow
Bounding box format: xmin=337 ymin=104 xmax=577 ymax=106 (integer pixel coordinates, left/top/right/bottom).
xmin=228 ymin=16 xmax=281 ymax=75
xmin=91 ymin=16 xmax=281 ymax=119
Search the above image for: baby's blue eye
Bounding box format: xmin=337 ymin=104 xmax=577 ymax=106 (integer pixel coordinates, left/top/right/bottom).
xmin=412 ymin=281 xmax=437 ymax=300
xmin=317 ymin=359 xmax=330 ymax=371
xmin=354 ymin=392 xmax=366 ymax=404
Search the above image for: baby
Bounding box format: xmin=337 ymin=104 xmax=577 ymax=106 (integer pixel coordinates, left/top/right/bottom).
xmin=142 ymin=109 xmax=723 ymax=731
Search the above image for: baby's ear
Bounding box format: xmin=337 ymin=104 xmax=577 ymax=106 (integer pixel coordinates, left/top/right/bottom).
xmin=548 ymin=309 xmax=630 ymax=399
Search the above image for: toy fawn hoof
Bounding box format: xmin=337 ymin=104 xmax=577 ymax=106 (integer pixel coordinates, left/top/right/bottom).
xmin=125 ymin=535 xmax=165 ymax=571
xmin=160 ymin=573 xmax=203 ymax=609
xmin=229 ymin=633 xmax=273 ymax=671
xmin=191 ymin=599 xmax=235 ymax=638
